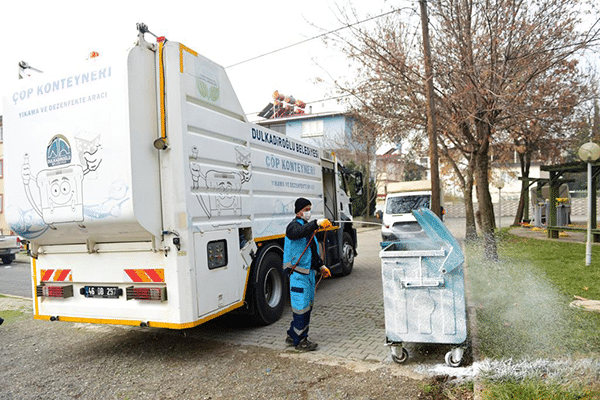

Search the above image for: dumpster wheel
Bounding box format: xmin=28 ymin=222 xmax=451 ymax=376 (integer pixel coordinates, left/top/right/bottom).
xmin=444 ymin=347 xmax=464 ymax=368
xmin=390 ymin=347 xmax=409 ymax=364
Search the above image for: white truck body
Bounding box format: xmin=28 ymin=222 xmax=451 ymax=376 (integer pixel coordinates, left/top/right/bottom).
xmin=3 ymin=29 xmax=358 ymax=329
xmin=381 ymin=180 xmax=441 ymax=241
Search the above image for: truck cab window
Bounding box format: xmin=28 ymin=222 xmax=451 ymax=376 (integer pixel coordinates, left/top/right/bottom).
xmin=386 ymin=195 xmax=431 ymax=214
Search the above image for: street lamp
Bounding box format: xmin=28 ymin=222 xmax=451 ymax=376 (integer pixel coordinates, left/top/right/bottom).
xmin=496 ymin=180 xmax=505 ymax=229
xmin=578 ymin=142 xmax=600 ymax=266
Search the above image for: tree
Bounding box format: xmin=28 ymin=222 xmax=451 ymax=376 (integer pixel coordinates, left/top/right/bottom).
xmin=329 ymin=114 xmax=380 ymax=218
xmin=430 ymin=0 xmax=600 ymax=259
xmin=331 ymin=0 xmax=599 ymax=259
xmin=505 ymin=63 xmax=593 ymax=226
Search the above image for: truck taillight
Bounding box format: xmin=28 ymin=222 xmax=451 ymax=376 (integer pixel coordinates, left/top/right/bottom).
xmin=37 ymin=285 xmax=74 ymax=298
xmin=126 ymin=286 xmax=167 ymax=301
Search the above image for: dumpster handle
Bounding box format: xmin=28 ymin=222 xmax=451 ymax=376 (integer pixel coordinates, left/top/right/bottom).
xmin=412 ymin=256 xmax=443 ymax=288
xmin=401 ymin=277 xmax=445 ymax=288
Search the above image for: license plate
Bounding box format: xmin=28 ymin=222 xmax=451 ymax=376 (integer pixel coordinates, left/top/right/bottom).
xmin=83 ymin=286 xmax=121 ymax=299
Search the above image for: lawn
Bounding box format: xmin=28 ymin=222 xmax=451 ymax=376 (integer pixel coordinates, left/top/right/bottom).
xmin=464 ymin=230 xmax=600 ymax=399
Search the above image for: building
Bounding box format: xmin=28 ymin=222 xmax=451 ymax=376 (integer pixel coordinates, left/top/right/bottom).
xmin=255 ymin=111 xmax=354 ymax=150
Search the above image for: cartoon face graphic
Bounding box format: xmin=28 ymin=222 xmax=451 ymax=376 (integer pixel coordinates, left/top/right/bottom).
xmin=189 ymin=145 xmax=251 ymax=220
xmin=215 ymin=179 xmax=236 ymax=208
xmin=37 ymin=165 xmax=84 ymax=224
xmin=49 ymin=177 xmax=74 ymax=206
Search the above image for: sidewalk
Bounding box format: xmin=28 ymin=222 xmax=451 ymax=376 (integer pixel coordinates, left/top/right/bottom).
xmin=509 ymin=226 xmax=589 ymax=243
xmin=508 ymin=216 xmax=598 ymax=244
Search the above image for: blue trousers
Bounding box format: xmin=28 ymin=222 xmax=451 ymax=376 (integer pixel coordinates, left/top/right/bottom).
xmin=287 ymin=270 xmax=316 ymax=346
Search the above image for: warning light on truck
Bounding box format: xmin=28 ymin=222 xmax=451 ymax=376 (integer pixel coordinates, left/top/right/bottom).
xmin=126 ymin=286 xmax=167 ymax=301
xmin=36 ymin=285 xmax=74 ymax=298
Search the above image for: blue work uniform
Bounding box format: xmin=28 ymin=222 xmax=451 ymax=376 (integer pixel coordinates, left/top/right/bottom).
xmin=283 ymin=217 xmax=322 ymax=346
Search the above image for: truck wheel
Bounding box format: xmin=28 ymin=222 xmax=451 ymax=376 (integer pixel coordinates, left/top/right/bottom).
xmin=340 ymin=232 xmax=355 ymax=276
xmin=1 ymin=254 xmax=15 ymax=265
xmin=253 ymin=251 xmax=285 ymax=325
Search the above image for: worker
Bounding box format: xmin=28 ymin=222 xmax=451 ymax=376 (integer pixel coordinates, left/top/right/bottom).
xmin=284 ymin=197 xmax=331 ymax=351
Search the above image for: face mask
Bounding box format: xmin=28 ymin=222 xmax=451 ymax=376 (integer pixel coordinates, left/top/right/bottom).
xmin=301 ymin=211 xmax=311 ymax=221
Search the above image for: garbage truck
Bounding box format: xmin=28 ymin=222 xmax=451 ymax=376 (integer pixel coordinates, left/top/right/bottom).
xmin=2 ymin=24 xmax=362 ymax=329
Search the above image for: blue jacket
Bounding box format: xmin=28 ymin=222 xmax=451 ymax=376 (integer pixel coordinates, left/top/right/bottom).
xmin=283 ymin=218 xmax=322 ymax=274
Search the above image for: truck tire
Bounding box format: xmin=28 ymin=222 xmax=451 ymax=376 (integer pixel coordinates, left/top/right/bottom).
xmin=1 ymin=254 xmax=15 ymax=265
xmin=253 ymin=250 xmax=285 ymax=325
xmin=340 ymin=232 xmax=355 ymax=276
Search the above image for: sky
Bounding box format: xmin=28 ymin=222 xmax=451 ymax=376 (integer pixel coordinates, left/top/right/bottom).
xmin=2 ymin=1 xmax=597 ymax=122
xmin=0 ymin=0 xmax=401 ymax=121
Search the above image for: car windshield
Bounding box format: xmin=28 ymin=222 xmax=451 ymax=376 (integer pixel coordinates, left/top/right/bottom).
xmin=386 ymin=195 xmax=430 ymax=214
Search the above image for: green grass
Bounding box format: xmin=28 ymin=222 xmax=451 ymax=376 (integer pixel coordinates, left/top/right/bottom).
xmin=464 ymin=230 xmax=600 ymax=399
xmin=0 ymin=295 xmax=30 ymax=325
xmin=0 ymin=308 xmax=28 ymax=325
xmin=480 ymin=379 xmax=600 ymax=400
xmin=466 ymin=231 xmax=600 ymax=359
xmin=499 ymin=231 xmax=600 ymax=300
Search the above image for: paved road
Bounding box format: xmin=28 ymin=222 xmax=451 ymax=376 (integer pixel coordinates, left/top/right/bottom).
xmin=0 ymin=219 xmax=475 ymax=366
xmin=0 ymin=259 xmax=32 ymax=298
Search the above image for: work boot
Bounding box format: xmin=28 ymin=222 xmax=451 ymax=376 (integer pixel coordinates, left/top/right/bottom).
xmin=285 ymin=335 xmax=294 ymax=346
xmin=295 ymin=338 xmax=318 ymax=352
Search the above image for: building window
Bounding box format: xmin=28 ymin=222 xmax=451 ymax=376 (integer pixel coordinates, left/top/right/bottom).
xmin=301 ymin=120 xmax=324 ymax=138
xmin=0 ymin=194 xmax=3 ymax=214
xmin=0 ymin=159 xmax=3 ymax=178
xmin=269 ymin=124 xmax=286 ymax=134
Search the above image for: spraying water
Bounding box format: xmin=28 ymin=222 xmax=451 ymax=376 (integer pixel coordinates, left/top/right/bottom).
xmin=452 ymin=240 xmax=600 ymax=384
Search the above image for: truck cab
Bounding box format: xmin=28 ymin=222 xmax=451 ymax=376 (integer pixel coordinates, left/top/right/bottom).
xmin=380 ymin=180 xmax=442 ymax=241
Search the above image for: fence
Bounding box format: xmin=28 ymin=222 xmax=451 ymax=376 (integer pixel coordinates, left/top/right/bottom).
xmin=444 ymin=197 xmax=598 ymax=219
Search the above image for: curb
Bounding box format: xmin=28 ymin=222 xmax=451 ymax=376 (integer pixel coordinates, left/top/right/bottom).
xmin=0 ymin=293 xmax=32 ymax=300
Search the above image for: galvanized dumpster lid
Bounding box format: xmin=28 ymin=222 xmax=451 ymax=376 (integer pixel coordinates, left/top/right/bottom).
xmin=412 ymin=207 xmax=464 ymax=273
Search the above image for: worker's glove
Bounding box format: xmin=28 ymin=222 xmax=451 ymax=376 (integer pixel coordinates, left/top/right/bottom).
xmin=320 ymin=266 xmax=331 ymax=278
xmin=317 ymin=218 xmax=331 ymax=228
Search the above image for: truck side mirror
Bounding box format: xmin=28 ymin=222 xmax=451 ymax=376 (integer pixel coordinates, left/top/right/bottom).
xmin=354 ymin=172 xmax=363 ymax=196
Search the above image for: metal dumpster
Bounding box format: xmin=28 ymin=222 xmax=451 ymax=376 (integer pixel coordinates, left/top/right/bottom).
xmin=380 ymin=207 xmax=467 ymax=367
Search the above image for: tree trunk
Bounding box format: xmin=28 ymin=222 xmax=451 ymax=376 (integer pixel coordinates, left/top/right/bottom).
xmin=474 ymin=120 xmax=498 ymax=261
xmin=464 ymin=183 xmax=478 ymax=241
xmin=464 ymin=151 xmax=478 ymax=241
xmin=512 ymin=150 xmax=532 ymax=226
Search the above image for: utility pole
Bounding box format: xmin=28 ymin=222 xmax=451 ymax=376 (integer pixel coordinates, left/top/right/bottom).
xmin=419 ymin=0 xmax=441 ymax=218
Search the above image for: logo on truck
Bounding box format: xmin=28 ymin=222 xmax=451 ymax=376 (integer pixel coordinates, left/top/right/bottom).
xmin=46 ymin=135 xmax=72 ymax=166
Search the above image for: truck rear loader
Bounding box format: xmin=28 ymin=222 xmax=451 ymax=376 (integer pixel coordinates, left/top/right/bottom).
xmin=2 ymin=24 xmax=361 ymax=329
